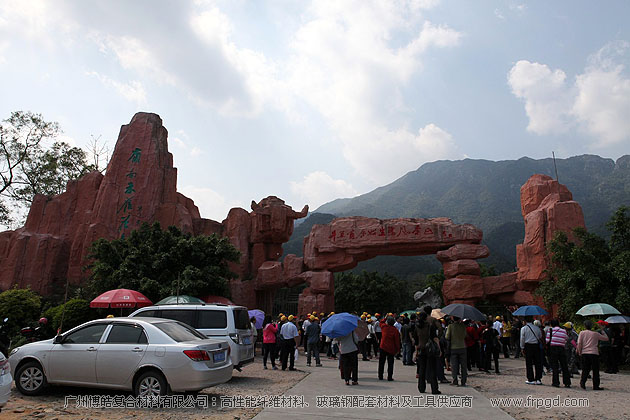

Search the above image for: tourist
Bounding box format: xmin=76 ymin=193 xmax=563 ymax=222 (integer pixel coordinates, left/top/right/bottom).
xmin=577 ymin=320 xmax=609 ymax=390
xmin=546 ymin=319 xmax=571 ymax=388
xmin=262 ymin=315 xmax=278 ymax=370
xmin=250 ymin=316 xmax=258 ymax=356
xmin=501 ymin=318 xmax=512 ymax=358
xmin=374 ymin=312 xmax=382 ymax=355
xmin=415 ymin=312 xmax=441 ymax=395
xmin=465 ymin=320 xmax=479 ymax=370
xmin=535 ymin=320 xmax=551 ymax=373
xmin=358 ymin=315 xmax=370 ymax=361
xmin=401 ymin=317 xmax=414 ymax=365
xmin=563 ymin=322 xmax=580 ymax=376
xmin=606 ymin=324 xmax=621 ymax=374
xmin=302 ymin=314 xmax=311 ymax=353
xmin=511 ymin=317 xmax=523 ymax=359
xmin=338 ymin=329 xmax=360 ymax=385
xmin=481 ymin=320 xmax=501 ymax=374
xmin=279 ymin=315 xmax=299 ymax=371
xmin=378 ymin=316 xmax=401 ymax=381
xmin=366 ymin=317 xmax=377 ymax=358
xmin=493 ymin=316 xmax=503 ymax=337
xmin=305 ymin=316 xmax=322 ymax=367
xmin=521 ymin=316 xmax=543 ymax=385
xmin=446 ymin=316 xmax=467 ymax=386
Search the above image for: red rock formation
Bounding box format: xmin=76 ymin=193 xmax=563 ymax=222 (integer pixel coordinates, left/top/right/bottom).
xmin=441 ymin=174 xmax=586 ymax=310
xmin=0 ymin=113 xmax=308 ymax=312
xmin=0 ymin=113 xmax=215 ymax=293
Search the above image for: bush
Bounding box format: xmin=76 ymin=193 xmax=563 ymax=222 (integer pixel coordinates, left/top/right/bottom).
xmin=0 ymin=287 xmax=41 ymax=337
xmin=43 ymin=298 xmax=93 ymax=334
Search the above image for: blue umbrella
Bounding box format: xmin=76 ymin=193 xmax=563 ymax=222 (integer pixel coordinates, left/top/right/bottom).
xmin=512 ymin=305 xmax=549 ymax=316
xmin=321 ymin=312 xmax=359 ymax=338
xmin=248 ymin=309 xmax=265 ymax=329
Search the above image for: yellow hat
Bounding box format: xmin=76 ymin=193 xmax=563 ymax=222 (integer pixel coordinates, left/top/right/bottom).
xmin=314 ymin=317 xmax=319 ymax=321
xmin=288 ymin=315 xmax=295 ymax=321
xmin=495 ymin=316 xmax=501 ymax=320
xmin=279 ymin=313 xmax=284 ymax=316
xmin=320 ymin=312 xmax=324 ymax=316
xmin=309 ymin=315 xmax=315 ymax=321
xmin=388 ymin=312 xmax=393 ymax=316
xmin=330 ymin=312 xmax=335 ymax=315
xmin=281 ymin=316 xmax=287 ymax=322
xmin=361 ymin=315 xmax=366 ymax=319
xmin=375 ymin=313 xmax=380 ymax=317
xmin=363 ymin=312 xmax=367 ymax=315
xmin=106 ymin=314 xmax=115 ymax=318
xmin=563 ymin=322 xmax=573 ymax=329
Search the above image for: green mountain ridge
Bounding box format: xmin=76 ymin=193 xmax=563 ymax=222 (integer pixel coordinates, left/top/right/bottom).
xmin=283 ymin=154 xmax=630 ymax=279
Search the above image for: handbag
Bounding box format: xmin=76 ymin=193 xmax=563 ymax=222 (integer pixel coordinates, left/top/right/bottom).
xmin=425 ymin=339 xmax=440 ymax=357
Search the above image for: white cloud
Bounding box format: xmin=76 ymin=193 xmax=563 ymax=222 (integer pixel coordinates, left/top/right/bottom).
xmin=281 ymin=0 xmax=463 ymax=184
xmin=290 ymin=171 xmax=358 ymax=209
xmin=572 ymin=41 xmax=630 ymax=147
xmin=508 ymin=41 xmax=630 ymax=147
xmin=86 ymin=71 xmax=147 ymax=105
xmin=494 ymin=9 xmax=505 ymax=20
xmin=179 ymin=185 xmax=237 ymax=222
xmin=507 ymin=60 xmax=573 ymax=134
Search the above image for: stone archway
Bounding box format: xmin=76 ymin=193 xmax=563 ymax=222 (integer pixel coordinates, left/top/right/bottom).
xmin=256 ymin=216 xmax=489 ymax=315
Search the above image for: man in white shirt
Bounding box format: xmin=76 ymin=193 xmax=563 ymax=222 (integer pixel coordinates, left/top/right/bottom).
xmin=280 ymin=315 xmax=300 ymax=371
xmin=493 ymin=316 xmax=503 ymax=336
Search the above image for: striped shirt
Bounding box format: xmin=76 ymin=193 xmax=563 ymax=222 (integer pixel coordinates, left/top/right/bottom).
xmin=546 ymin=326 xmax=568 ymax=347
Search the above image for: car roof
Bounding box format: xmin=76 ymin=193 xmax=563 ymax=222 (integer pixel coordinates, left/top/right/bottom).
xmin=134 ymin=304 xmax=247 ymax=310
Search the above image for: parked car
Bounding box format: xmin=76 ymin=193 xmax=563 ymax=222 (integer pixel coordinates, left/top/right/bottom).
xmin=0 ymin=352 xmax=11 ymax=412
xmin=129 ymin=304 xmax=255 ymax=370
xmin=9 ymin=317 xmax=232 ymax=397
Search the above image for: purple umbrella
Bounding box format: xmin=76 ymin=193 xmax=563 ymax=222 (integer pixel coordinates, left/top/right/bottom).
xmin=248 ymin=309 xmax=265 ymax=329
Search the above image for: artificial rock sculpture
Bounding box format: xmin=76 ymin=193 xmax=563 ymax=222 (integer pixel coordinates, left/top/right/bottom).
xmin=441 ymin=174 xmax=586 ymax=307
xmin=0 ymin=113 xmax=308 ymax=313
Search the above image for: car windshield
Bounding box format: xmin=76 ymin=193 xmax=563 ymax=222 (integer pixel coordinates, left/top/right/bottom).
xmin=154 ymin=321 xmax=207 ymax=342
xmin=233 ymin=308 xmax=250 ymax=330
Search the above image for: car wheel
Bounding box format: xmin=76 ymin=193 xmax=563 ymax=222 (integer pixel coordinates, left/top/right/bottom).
xmin=134 ymin=370 xmax=168 ymax=397
xmin=15 ymin=361 xmax=48 ymax=396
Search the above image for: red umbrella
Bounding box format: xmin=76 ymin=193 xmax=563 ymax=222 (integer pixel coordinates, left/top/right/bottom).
xmin=90 ymin=289 xmax=153 ymax=309
xmin=200 ymin=295 xmax=234 ymax=305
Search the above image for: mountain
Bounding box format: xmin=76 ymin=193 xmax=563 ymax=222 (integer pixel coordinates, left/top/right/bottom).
xmin=283 ymin=155 xmax=630 ymax=278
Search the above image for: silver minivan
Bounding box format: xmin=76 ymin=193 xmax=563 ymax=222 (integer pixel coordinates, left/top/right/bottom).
xmin=129 ymin=304 xmax=254 ymax=369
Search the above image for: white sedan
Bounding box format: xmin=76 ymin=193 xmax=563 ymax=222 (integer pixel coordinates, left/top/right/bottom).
xmin=9 ymin=317 xmax=232 ymax=397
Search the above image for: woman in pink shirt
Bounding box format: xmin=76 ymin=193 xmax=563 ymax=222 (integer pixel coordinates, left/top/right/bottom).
xmin=262 ymin=315 xmax=279 ymax=370
xmin=576 ymin=320 xmax=609 ymax=390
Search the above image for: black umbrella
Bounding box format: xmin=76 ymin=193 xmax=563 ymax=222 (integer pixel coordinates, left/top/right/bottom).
xmin=441 ymin=303 xmax=486 ymax=321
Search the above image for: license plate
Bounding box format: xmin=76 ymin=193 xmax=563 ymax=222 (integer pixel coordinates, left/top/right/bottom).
xmin=213 ymin=351 xmax=226 ymax=363
xmin=242 ymin=336 xmax=251 ymax=345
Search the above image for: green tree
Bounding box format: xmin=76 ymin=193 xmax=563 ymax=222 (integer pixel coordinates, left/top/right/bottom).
xmin=42 ymin=298 xmax=93 ymax=334
xmin=0 ymin=287 xmax=42 ymax=337
xmin=86 ymin=222 xmax=241 ymax=303
xmin=537 ymin=206 xmax=630 ymax=318
xmin=334 ymin=271 xmax=409 ymax=314
xmin=0 ymin=111 xmax=97 ymax=226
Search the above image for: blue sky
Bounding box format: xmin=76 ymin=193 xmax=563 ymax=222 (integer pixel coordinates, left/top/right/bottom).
xmin=1 ymin=0 xmax=629 ymax=222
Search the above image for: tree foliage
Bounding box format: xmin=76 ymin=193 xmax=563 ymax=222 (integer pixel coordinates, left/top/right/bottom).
xmin=0 ymin=287 xmax=42 ymax=337
xmin=334 ymin=271 xmax=410 ymax=314
xmin=537 ymin=206 xmax=630 ymax=318
xmin=42 ymin=298 xmax=93 ymax=334
xmin=0 ymin=111 xmax=96 ymax=226
xmin=86 ymin=222 xmax=241 ymax=303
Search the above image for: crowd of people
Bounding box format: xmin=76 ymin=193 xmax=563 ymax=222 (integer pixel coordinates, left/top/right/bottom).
xmin=255 ymin=307 xmax=627 ymax=395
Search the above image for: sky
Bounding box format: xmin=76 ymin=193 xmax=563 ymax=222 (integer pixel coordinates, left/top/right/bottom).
xmin=1 ymin=0 xmax=629 ymax=223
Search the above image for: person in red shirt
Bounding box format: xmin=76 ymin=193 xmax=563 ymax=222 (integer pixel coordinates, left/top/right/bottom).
xmin=379 ymin=316 xmax=401 ymax=381
xmin=465 ymin=320 xmax=479 ymax=370
xmin=262 ymin=315 xmax=278 ymax=370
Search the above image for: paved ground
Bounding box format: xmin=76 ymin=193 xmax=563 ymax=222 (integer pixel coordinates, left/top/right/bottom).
xmin=253 ymin=353 xmax=513 ymax=420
